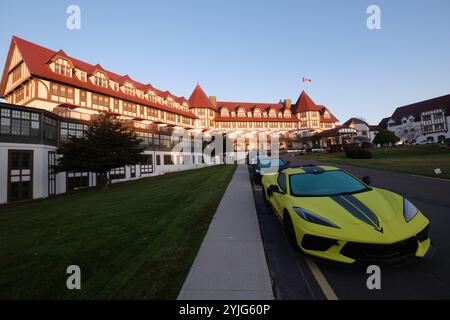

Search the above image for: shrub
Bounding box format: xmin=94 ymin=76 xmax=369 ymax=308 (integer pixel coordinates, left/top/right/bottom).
xmin=361 ymin=141 xmax=373 ymax=149
xmin=345 ymin=147 xmax=373 ymax=159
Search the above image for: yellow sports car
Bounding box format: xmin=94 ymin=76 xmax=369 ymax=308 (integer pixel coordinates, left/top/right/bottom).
xmin=261 ymin=165 xmax=434 ymax=264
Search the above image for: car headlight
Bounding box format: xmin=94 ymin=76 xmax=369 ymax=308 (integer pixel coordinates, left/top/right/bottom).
xmin=294 ymin=207 xmax=340 ymax=229
xmin=403 ymin=198 xmax=419 ymax=222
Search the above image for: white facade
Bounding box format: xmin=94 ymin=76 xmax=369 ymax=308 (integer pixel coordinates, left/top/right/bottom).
xmin=387 ymin=113 xmax=450 ymax=144
xmin=0 ymin=141 xmax=216 ymax=205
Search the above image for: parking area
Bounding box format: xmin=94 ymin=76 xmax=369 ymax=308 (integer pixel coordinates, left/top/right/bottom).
xmin=250 ymin=156 xmax=450 ymax=299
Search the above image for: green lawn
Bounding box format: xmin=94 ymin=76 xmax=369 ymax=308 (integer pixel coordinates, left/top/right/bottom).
xmin=0 ymin=165 xmax=237 ymax=299
xmin=297 ymin=144 xmax=450 ymax=179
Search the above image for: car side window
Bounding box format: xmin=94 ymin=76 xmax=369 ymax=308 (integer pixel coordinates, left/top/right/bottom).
xmin=277 ymin=173 xmax=287 ymax=193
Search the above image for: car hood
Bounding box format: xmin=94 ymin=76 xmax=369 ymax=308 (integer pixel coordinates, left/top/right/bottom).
xmin=292 ymin=188 xmax=400 ymax=228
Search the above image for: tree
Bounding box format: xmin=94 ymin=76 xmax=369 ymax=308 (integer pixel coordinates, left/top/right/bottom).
xmin=373 ymin=129 xmax=400 ymax=147
xmin=397 ymin=123 xmax=422 ymax=144
xmin=55 ymin=113 xmax=145 ymax=188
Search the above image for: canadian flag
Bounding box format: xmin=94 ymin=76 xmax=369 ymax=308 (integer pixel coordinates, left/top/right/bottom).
xmin=302 ymin=77 xmax=312 ymax=83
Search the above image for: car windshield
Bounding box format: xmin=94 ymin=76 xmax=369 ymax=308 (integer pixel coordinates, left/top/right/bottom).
xmin=289 ymin=170 xmax=370 ymax=197
xmin=258 ymin=158 xmax=286 ymax=168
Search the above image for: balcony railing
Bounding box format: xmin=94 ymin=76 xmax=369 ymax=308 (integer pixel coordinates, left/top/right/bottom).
xmin=53 ymin=107 xmax=92 ymax=122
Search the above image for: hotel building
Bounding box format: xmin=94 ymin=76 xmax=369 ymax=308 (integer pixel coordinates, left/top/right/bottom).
xmin=0 ymin=36 xmax=339 ymax=204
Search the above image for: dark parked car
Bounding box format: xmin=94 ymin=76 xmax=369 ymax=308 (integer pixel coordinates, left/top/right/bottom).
xmin=253 ymin=158 xmax=289 ymax=185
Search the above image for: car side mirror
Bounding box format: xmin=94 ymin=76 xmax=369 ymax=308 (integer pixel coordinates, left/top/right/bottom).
xmin=267 ymin=184 xmax=281 ymax=196
xmin=362 ymin=176 xmax=372 ymax=185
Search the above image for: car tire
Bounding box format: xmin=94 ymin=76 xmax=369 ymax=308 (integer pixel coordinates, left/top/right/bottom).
xmin=283 ymin=212 xmax=299 ymax=249
xmin=262 ymin=187 xmax=270 ymax=207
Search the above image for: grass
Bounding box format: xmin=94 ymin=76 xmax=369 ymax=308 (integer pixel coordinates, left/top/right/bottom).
xmin=0 ymin=164 xmax=237 ymax=299
xmin=297 ymin=144 xmax=450 ymax=179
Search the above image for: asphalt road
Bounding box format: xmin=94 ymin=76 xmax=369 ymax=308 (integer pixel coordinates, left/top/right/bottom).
xmin=250 ymin=156 xmax=450 ymax=299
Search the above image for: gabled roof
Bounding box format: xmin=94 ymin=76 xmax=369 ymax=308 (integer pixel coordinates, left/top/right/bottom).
xmin=5 ymin=36 xmax=196 ymax=119
xmin=292 ymin=90 xmax=322 ymax=113
xmin=188 ymin=84 xmax=216 ymax=110
xmin=46 ymin=49 xmax=73 ymax=66
xmin=389 ymin=94 xmax=450 ymax=125
xmin=318 ymin=105 xmax=339 ymax=123
xmin=342 ymin=117 xmax=369 ymax=127
xmin=378 ymin=117 xmax=390 ymax=129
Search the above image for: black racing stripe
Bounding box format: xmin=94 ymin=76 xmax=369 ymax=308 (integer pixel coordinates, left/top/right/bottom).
xmin=302 ymin=166 xmax=325 ymax=174
xmin=331 ymin=196 xmax=375 ymax=227
xmin=342 ymin=194 xmax=380 ymax=228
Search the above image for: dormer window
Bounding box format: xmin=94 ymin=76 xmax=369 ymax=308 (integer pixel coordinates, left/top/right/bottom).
xmin=220 ymin=108 xmax=230 ymax=117
xmin=123 ymin=82 xmax=135 ymax=96
xmin=324 ymin=111 xmax=330 ymax=119
xmin=237 ymin=108 xmax=246 ymax=117
xmin=80 ymin=72 xmax=87 ymax=82
xmin=94 ymin=71 xmax=108 ymax=88
xmin=54 ymin=58 xmax=72 ymax=77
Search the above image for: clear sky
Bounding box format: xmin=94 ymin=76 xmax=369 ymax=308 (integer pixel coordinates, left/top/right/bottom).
xmin=1 ymin=0 xmax=449 ymax=124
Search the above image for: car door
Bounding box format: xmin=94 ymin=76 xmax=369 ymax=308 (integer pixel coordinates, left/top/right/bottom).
xmin=271 ymin=172 xmax=288 ymax=217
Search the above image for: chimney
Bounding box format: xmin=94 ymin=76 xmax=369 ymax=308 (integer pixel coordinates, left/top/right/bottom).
xmin=284 ymin=99 xmax=292 ymax=110
xmin=209 ymin=96 xmax=217 ymax=106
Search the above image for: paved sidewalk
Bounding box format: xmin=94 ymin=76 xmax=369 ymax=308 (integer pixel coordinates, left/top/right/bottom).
xmin=177 ymin=165 xmax=274 ymax=300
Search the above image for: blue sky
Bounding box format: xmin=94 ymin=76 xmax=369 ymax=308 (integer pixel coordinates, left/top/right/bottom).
xmin=1 ymin=0 xmax=449 ymax=124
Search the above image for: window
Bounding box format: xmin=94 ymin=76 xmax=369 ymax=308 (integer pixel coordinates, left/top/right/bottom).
xmin=422 ymin=115 xmax=432 ymax=121
xmin=109 ymin=167 xmax=125 ymax=180
xmin=137 ymin=132 xmax=153 ymax=146
xmin=11 ymin=63 xmax=23 ymax=83
xmin=435 ymin=123 xmax=445 ymax=132
xmin=163 ymin=154 xmax=174 ymax=165
xmin=54 ymin=62 xmax=71 ymax=77
xmin=60 ymin=121 xmax=87 ymax=141
xmin=124 ymin=83 xmax=135 ymax=95
xmin=167 ymin=113 xmax=176 ymax=122
xmin=160 ymin=135 xmax=173 ymax=150
xmin=43 ymin=116 xmax=58 ymax=141
xmin=94 ymin=72 xmax=108 ymax=88
xmin=141 ymin=155 xmax=153 ymax=174
xmin=92 ymin=93 xmax=109 ymax=109
xmin=147 ymin=108 xmax=158 ymax=119
xmin=434 ymin=113 xmax=444 ymax=122
xmin=156 ymin=154 xmax=161 ymax=165
xmin=67 ymin=172 xmax=89 ymax=191
xmin=277 ymin=173 xmax=286 ymax=193
xmin=123 ymin=101 xmax=137 ymax=114
xmin=50 ymin=83 xmax=74 ymax=99
xmin=0 ymin=108 xmax=40 ymax=137
xmin=48 ymin=151 xmax=56 ymax=196
xmin=113 ymin=99 xmax=120 ymax=113
xmin=80 ymin=90 xmax=87 ymax=103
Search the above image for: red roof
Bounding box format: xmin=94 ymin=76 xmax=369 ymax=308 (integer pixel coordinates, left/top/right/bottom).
xmin=216 ymin=101 xmax=285 ymax=113
xmin=292 ymin=90 xmax=323 ymax=113
xmin=7 ymin=36 xmax=197 ymax=119
xmin=188 ymin=84 xmax=216 ymax=110
xmin=318 ymin=106 xmax=339 ymax=122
